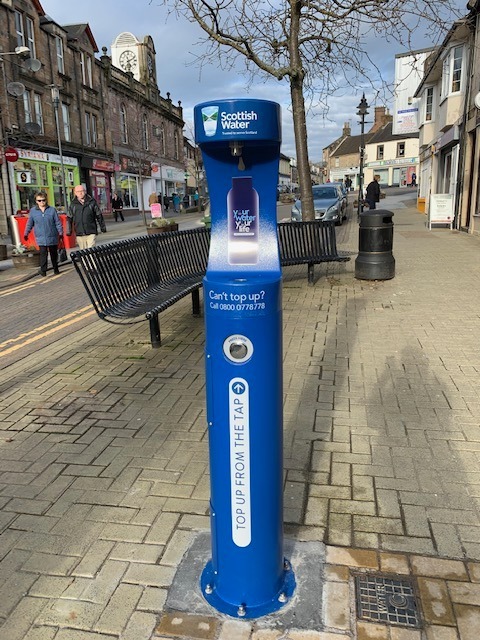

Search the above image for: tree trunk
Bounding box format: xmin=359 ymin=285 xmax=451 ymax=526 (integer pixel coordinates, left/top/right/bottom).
xmin=290 ymin=76 xmax=314 ymax=220
xmin=289 ymin=0 xmax=313 ymax=220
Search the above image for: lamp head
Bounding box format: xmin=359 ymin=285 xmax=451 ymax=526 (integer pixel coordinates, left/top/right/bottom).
xmin=14 ymin=46 xmax=31 ymax=59
xmin=357 ymin=93 xmax=369 ymax=117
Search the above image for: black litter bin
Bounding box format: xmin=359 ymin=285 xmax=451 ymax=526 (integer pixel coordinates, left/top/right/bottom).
xmin=355 ymin=209 xmax=395 ymax=280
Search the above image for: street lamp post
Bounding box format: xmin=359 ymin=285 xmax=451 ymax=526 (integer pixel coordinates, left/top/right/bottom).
xmin=50 ymin=86 xmax=68 ymax=212
xmin=357 ymin=94 xmax=369 ymax=221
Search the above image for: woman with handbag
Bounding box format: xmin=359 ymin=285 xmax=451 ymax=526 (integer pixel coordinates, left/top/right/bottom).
xmin=24 ymin=190 xmax=63 ymax=277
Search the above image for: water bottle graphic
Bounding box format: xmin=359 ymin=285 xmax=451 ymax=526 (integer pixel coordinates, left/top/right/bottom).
xmin=201 ymin=106 xmax=219 ymax=137
xmin=227 ymin=177 xmax=259 ymax=265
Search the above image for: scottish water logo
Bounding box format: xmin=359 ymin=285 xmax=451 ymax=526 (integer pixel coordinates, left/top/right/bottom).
xmin=201 ymin=106 xmax=219 ymax=137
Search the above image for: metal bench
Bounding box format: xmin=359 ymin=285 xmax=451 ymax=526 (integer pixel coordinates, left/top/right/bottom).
xmin=71 ymin=221 xmax=349 ymax=347
xmin=71 ymin=227 xmax=210 ymax=348
xmin=277 ymin=220 xmax=350 ymax=284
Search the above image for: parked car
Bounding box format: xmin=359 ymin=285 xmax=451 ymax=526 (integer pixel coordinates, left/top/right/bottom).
xmin=291 ymin=184 xmax=346 ymax=224
xmin=330 ymin=182 xmax=349 ymax=220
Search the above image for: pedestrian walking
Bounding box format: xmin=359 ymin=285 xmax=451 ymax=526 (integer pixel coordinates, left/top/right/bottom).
xmin=365 ymin=175 xmax=381 ymax=210
xmin=111 ymin=192 xmax=124 ymax=222
xmin=24 ymin=190 xmax=63 ymax=277
xmin=172 ymin=192 xmax=180 ymax=213
xmin=67 ymin=185 xmax=106 ymax=249
xmin=163 ymin=194 xmax=170 ymax=212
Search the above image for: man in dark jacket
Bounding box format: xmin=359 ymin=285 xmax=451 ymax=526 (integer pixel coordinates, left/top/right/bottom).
xmin=67 ymin=185 xmax=106 ymax=249
xmin=365 ymin=175 xmax=381 ymax=210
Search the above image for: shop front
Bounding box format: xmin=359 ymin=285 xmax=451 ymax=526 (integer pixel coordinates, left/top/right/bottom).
xmin=116 ymin=154 xmax=152 ymax=211
xmin=11 ymin=148 xmax=80 ymax=213
xmin=365 ymin=157 xmax=418 ymax=187
xmin=83 ymin=158 xmax=115 ymax=215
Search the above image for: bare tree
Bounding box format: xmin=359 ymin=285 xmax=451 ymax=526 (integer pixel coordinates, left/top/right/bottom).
xmin=155 ymin=0 xmax=460 ymax=219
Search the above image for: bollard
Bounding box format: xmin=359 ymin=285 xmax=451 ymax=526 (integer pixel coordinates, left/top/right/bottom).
xmin=355 ymin=209 xmax=395 ymax=280
xmin=194 ymin=98 xmax=295 ymax=618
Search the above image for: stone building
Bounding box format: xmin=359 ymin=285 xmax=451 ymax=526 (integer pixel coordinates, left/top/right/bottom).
xmin=0 ymin=0 xmax=186 ymax=241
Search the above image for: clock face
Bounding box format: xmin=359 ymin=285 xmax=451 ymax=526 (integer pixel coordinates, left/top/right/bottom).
xmin=119 ymin=49 xmax=137 ymax=72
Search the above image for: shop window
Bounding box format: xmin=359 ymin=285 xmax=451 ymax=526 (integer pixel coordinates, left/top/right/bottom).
xmin=61 ymin=103 xmax=71 ymax=141
xmin=120 ymin=103 xmax=128 ymax=144
xmin=118 ymin=174 xmax=138 ymax=208
xmin=14 ymin=161 xmax=49 ymax=211
xmin=397 ymin=142 xmax=405 ymax=158
xmin=55 ymin=36 xmax=65 ymax=74
xmin=377 ymin=145 xmax=384 ymax=160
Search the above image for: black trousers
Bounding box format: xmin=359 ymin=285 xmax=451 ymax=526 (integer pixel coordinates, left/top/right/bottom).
xmin=113 ymin=208 xmax=124 ymax=221
xmin=39 ymin=245 xmax=59 ymax=274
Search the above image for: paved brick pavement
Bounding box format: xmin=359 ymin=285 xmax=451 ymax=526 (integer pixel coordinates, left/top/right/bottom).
xmin=0 ymin=200 xmax=479 ymax=638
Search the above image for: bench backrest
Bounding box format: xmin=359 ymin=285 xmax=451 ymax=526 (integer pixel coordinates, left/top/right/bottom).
xmin=71 ymin=227 xmax=210 ymax=317
xmin=72 ymin=221 xmax=342 ymax=317
xmin=277 ymin=220 xmax=339 ymax=263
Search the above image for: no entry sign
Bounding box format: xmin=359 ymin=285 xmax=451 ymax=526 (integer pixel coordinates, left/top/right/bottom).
xmin=4 ymin=147 xmax=19 ymax=163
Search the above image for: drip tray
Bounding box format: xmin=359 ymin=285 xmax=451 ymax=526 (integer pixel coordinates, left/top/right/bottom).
xmin=354 ymin=574 xmax=421 ymax=628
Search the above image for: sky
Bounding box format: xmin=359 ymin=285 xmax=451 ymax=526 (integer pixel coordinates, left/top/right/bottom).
xmin=40 ymin=0 xmax=466 ymax=163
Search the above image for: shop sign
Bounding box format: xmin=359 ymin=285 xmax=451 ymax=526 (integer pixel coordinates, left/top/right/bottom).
xmin=429 ymin=193 xmax=454 ymax=229
xmin=366 ymin=157 xmax=417 ymax=168
xmin=118 ymin=154 xmax=151 ymax=176
xmin=16 ymin=148 xmax=78 ymax=165
xmin=93 ymin=158 xmax=115 ymax=172
xmin=5 ymin=147 xmax=19 ymax=162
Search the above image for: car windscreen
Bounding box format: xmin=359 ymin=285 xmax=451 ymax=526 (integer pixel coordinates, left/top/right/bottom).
xmin=312 ymin=187 xmax=337 ymax=199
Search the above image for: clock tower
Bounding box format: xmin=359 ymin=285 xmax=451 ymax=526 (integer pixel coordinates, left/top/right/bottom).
xmin=111 ymin=33 xmax=157 ymax=86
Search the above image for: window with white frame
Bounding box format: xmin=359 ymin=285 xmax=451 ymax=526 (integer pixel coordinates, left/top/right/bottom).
xmin=142 ymin=113 xmax=149 ymax=150
xmin=425 ymin=87 xmax=434 ymax=122
xmin=120 ymin=104 xmax=128 ymax=143
xmin=174 ymin=130 xmax=179 ymax=160
xmin=23 ymin=91 xmax=43 ymax=133
xmin=55 ymin=35 xmax=65 ymax=74
xmin=80 ymin=52 xmax=93 ymax=87
xmin=91 ymin=114 xmax=97 ymax=146
xmin=397 ymin=142 xmax=405 ymax=158
xmin=159 ymin=123 xmax=165 ymax=155
xmin=85 ymin=112 xmax=97 ymax=146
xmin=26 ymin=17 xmax=36 ymax=58
xmin=61 ymin=103 xmax=71 ymax=141
xmin=442 ymin=45 xmax=464 ymax=97
xmin=23 ymin=91 xmax=33 ymax=123
xmin=377 ymin=145 xmax=384 ymax=160
xmin=85 ymin=112 xmax=91 ymax=145
xmin=14 ymin=11 xmax=25 ymax=47
xmin=14 ymin=11 xmax=36 ymax=57
xmin=33 ymin=93 xmax=43 ymax=134
xmin=86 ymin=56 xmax=93 ymax=87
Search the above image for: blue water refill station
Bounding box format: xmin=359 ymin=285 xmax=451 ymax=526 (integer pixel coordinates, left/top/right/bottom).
xmin=194 ymin=98 xmax=295 ymax=618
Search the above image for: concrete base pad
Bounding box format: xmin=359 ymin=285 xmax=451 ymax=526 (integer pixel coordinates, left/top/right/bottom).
xmin=165 ymin=531 xmax=325 ymax=630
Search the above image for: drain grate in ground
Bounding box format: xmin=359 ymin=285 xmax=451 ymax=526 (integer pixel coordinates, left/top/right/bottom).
xmin=354 ymin=574 xmax=421 ymax=628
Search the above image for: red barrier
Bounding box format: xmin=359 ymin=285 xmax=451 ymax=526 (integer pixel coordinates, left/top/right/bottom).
xmin=14 ymin=213 xmax=76 ymax=249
